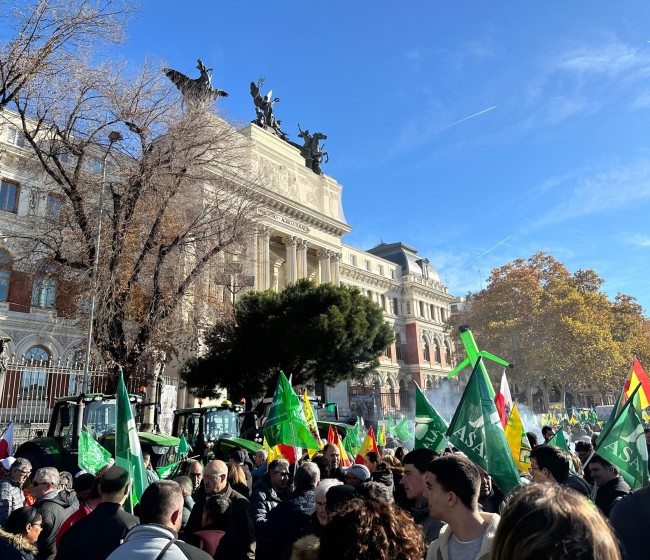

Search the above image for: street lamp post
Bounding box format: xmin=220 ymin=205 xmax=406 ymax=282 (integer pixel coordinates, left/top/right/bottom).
xmin=82 ymin=130 xmax=123 ymax=394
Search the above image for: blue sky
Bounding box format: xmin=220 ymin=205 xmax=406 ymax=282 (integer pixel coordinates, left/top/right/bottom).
xmin=118 ymin=2 xmax=650 ymax=310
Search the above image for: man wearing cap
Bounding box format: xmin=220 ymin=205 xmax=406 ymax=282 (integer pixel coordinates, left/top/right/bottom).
xmin=0 ymin=457 xmax=31 ymax=525
xmin=343 ymin=464 xmax=371 ymax=487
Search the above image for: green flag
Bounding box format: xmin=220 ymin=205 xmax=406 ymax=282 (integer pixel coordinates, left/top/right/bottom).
xmin=394 ymin=417 xmax=411 ymax=441
xmin=345 ymin=419 xmax=361 ymax=456
xmin=116 ymin=370 xmax=147 ymax=509
xmin=264 ymin=372 xmax=320 ymax=450
xmin=594 ymin=385 xmax=649 ymax=489
xmin=78 ymin=429 xmax=111 ymax=475
xmin=446 ymin=357 xmax=521 ymax=495
xmin=547 ymin=428 xmax=570 ymax=452
xmin=178 ymin=433 xmax=189 ymax=456
xmin=414 ymin=383 xmax=448 ymax=452
xmin=596 ymin=387 xmax=624 ymax=447
xmin=386 ymin=414 xmax=397 ymax=437
xmin=156 ymin=461 xmax=181 ymax=480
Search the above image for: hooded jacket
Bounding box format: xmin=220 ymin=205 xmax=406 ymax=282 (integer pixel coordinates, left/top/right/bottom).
xmin=0 ymin=476 xmax=25 ymax=526
xmin=250 ymin=475 xmax=287 ymax=531
xmin=0 ymin=528 xmax=38 ymax=560
xmin=34 ymin=490 xmax=75 ymax=560
xmin=425 ymin=512 xmax=500 ymax=560
xmin=370 ymin=469 xmax=394 ymax=492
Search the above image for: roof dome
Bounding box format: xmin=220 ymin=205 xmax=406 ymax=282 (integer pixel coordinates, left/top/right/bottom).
xmin=366 ymin=242 xmax=441 ymax=283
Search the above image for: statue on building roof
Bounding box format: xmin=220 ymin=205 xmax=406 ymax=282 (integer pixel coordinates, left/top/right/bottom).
xmin=249 ymin=78 xmax=288 ymax=140
xmin=163 ymin=59 xmax=229 ymax=104
xmin=298 ymin=123 xmax=329 ymax=175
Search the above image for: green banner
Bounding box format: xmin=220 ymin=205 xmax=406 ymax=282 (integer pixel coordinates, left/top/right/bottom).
xmin=78 ymin=429 xmax=111 ymax=475
xmin=414 ymin=383 xmax=447 ymax=452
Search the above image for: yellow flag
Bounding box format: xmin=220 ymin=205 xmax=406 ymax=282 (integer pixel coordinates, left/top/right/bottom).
xmin=302 ymin=390 xmax=322 ymax=449
xmin=263 ymin=437 xmax=283 ymax=465
xmin=505 ymin=403 xmax=531 ymax=472
xmin=377 ymin=422 xmax=386 ymax=447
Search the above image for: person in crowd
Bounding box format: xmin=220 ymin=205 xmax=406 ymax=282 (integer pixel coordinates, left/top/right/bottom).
xmin=312 ymin=479 xmax=342 ymax=534
xmin=186 ymin=459 xmax=203 ymax=495
xmin=55 ymin=476 xmax=101 ymax=547
xmin=250 ymin=458 xmax=290 ymax=533
xmin=319 ymin=498 xmax=426 ymax=560
xmin=0 ymin=457 xmax=32 ymax=525
xmin=541 ymin=425 xmax=555 ymax=443
xmin=55 ymin=466 xmax=138 ymax=560
xmin=492 ymin=483 xmax=621 ymax=560
xmin=354 ymin=481 xmax=394 ymax=504
xmin=229 ymin=449 xmax=252 ymax=498
xmin=185 ymin=496 xmax=228 ymax=558
xmin=589 ymin=454 xmax=631 ymax=517
xmin=364 ymin=451 xmax=394 ymax=491
xmin=645 ymin=428 xmax=650 ymax=474
xmin=395 ymin=446 xmax=408 ymax=463
xmin=477 ymin=469 xmax=504 ymax=514
xmin=0 ymin=506 xmax=43 ymax=560
xmin=31 ymin=467 xmax=75 ymax=560
xmin=528 ymin=445 xmax=591 ymax=497
xmin=574 ymin=440 xmax=595 ymax=485
xmin=262 ymin=462 xmax=320 ymax=560
xmin=252 ymin=449 xmax=268 ymax=482
xmin=382 ymin=453 xmax=409 ymax=509
xmin=106 ymin=481 xmax=212 ymax=560
xmin=424 ymin=454 xmax=500 ymax=560
xmin=309 ymin=454 xmax=331 ymax=482
xmin=56 ymin=472 xmax=77 ymax=511
xmin=173 ymin=475 xmax=194 ymax=531
xmin=400 ymin=448 xmax=443 ymax=544
xmin=142 ymin=453 xmax=160 ymax=486
xmin=185 ymin=459 xmax=255 ymax=559
xmin=609 ymin=484 xmax=650 ymax=560
xmin=342 ymin=464 xmax=370 ymax=487
xmin=321 ymin=444 xmax=345 ymax=481
xmin=325 ymin=484 xmax=355 ymax=516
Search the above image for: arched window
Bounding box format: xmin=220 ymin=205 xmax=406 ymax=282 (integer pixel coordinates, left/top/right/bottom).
xmin=31 ymin=264 xmax=57 ymax=309
xmin=0 ymin=249 xmax=11 ymax=302
xmin=444 ymin=340 xmax=452 ymax=364
xmin=422 ymin=338 xmax=430 ymax=362
xmin=395 ymin=333 xmax=403 ymax=361
xmin=434 ymin=340 xmax=442 ymax=363
xmin=388 ymin=379 xmax=396 ymax=409
xmin=22 ymin=346 xmax=50 ymax=400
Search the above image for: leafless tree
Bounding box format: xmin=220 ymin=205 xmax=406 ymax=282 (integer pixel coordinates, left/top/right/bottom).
xmin=0 ymin=3 xmax=265 ymax=387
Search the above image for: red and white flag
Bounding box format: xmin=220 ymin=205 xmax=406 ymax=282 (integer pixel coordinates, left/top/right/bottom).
xmin=0 ymin=422 xmax=14 ymax=459
xmin=494 ymin=371 xmax=513 ymax=428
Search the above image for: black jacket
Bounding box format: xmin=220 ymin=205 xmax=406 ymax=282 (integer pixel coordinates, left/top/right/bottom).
xmin=610 ymin=486 xmax=650 ymax=560
xmin=0 ymin=528 xmax=38 ymax=560
xmin=34 ymin=490 xmax=76 ymax=560
xmin=595 ymin=476 xmax=631 ymax=517
xmin=261 ymin=489 xmax=316 ymax=560
xmin=370 ymin=469 xmax=394 ymax=492
xmin=186 ymin=483 xmax=255 ymax=560
xmin=55 ymin=501 xmax=139 ymax=560
xmin=561 ymin=474 xmax=592 ymax=498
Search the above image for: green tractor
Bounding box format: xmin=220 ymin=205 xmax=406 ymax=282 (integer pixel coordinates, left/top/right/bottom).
xmin=15 ymin=393 xmax=180 ymax=473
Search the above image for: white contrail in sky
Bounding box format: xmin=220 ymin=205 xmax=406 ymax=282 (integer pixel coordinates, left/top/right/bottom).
xmin=466 ymin=235 xmax=512 ymax=265
xmin=439 ymin=105 xmax=497 ymax=131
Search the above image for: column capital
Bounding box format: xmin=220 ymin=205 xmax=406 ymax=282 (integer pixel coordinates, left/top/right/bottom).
xmin=282 ymin=235 xmax=298 ymax=247
xmin=257 ymin=225 xmax=273 ymax=237
xmin=316 ymin=249 xmax=330 ymax=259
xmin=328 ymin=251 xmax=342 ymax=262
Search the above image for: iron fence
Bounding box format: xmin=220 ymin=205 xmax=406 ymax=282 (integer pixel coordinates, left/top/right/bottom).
xmin=0 ymin=354 xmax=176 ymax=428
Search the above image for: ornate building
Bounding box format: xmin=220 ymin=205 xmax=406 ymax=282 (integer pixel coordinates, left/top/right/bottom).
xmin=0 ymin=112 xmax=457 ymax=424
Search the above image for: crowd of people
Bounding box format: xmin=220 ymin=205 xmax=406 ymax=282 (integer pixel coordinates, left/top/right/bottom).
xmin=0 ymin=423 xmax=648 ymax=559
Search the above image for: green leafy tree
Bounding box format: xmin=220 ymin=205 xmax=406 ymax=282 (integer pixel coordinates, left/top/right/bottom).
xmin=182 ymin=279 xmax=395 ymax=400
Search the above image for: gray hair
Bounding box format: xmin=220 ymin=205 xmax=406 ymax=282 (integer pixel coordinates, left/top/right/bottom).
xmin=314 ymin=478 xmax=342 ymax=501
xmin=295 ymin=462 xmax=320 ymax=491
xmin=256 ymin=449 xmax=268 ymax=461
xmin=36 ymin=467 xmax=60 ymax=487
xmin=11 ymin=457 xmax=31 ymax=473
xmin=268 ymin=458 xmax=289 ymax=473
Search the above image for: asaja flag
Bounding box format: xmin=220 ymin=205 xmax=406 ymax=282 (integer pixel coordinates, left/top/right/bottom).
xmin=78 ymin=429 xmax=112 ymax=475
xmin=595 ymin=385 xmax=649 ymax=489
xmin=624 ymin=357 xmax=650 ymax=409
xmin=414 ymin=383 xmax=447 ymax=452
xmin=355 ymin=425 xmax=378 ymax=464
xmin=547 ymin=427 xmax=570 ymax=452
xmin=178 ymin=433 xmax=189 ymax=457
xmin=116 ymin=370 xmax=147 ymax=509
xmin=446 ymin=357 xmax=521 ymax=495
xmin=0 ymin=421 xmax=14 ymax=459
xmin=302 ymin=390 xmax=322 ymax=448
xmin=596 ymin=387 xmax=624 ymax=447
xmin=494 ymin=370 xmax=513 ymax=427
xmin=386 ymin=414 xmax=397 ymax=437
xmin=504 ymin=403 xmax=531 ymax=472
xmin=394 ymin=417 xmax=411 ymax=441
xmin=264 ymin=372 xmax=320 ymax=450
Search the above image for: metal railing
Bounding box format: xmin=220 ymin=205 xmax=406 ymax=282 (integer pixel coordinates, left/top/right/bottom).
xmin=0 ymin=354 xmax=176 ymax=428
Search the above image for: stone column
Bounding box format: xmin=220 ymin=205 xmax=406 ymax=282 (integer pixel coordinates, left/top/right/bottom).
xmin=330 ymin=251 xmax=342 ymax=286
xmin=256 ymin=227 xmax=271 ymax=290
xmin=297 ymin=240 xmax=309 ymax=279
xmin=317 ymin=250 xmax=331 ymax=284
xmin=283 ymin=236 xmax=298 ymax=283
xmin=272 ymin=258 xmax=285 ymax=292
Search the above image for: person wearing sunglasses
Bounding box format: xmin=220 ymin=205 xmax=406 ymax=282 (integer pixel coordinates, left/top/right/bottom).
xmin=0 ymin=457 xmax=32 ymax=526
xmin=0 ymin=505 xmax=43 ymax=560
